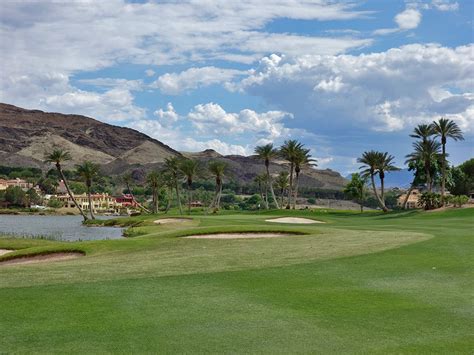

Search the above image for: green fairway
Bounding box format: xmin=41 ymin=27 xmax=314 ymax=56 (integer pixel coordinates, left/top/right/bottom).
xmin=0 ymin=208 xmax=473 ymax=353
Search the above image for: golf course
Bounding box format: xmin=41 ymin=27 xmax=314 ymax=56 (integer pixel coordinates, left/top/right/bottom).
xmin=0 ymin=208 xmax=473 ymax=353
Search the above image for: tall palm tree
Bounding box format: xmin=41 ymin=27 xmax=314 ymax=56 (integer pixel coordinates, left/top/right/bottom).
xmin=431 ymin=118 xmax=464 ymax=202
xmin=280 ymin=140 xmax=303 ymax=209
xmin=410 ymin=123 xmax=434 ymax=143
xmin=75 ymin=161 xmax=100 ymax=219
xmin=292 ymin=147 xmax=316 ymax=209
xmin=406 ymin=139 xmax=441 ymax=193
xmin=178 ymin=158 xmax=200 ymax=213
xmin=44 ymin=149 xmax=88 ymax=221
xmin=254 ymin=143 xmax=280 ymax=209
xmin=253 ymin=173 xmax=268 ymax=209
xmin=358 ymin=150 xmax=388 ymax=212
xmin=377 ymin=152 xmax=399 ymax=203
xmin=146 ymin=170 xmax=163 ymax=214
xmin=163 ymin=157 xmax=183 ymax=214
xmin=275 ymin=171 xmax=289 ymax=208
xmin=121 ymin=173 xmax=150 ymax=213
xmin=208 ymin=160 xmax=228 ymax=212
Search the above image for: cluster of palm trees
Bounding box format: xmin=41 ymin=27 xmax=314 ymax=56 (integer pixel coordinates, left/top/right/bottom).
xmin=45 ymin=149 xmax=100 ymax=221
xmin=254 ymin=140 xmax=315 ymax=210
xmin=358 ymin=117 xmax=464 ymax=212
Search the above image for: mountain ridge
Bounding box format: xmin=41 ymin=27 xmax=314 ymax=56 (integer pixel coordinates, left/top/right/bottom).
xmin=0 ymin=103 xmax=347 ymax=189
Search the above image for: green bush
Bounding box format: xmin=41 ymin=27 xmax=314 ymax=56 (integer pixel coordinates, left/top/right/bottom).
xmin=451 ymin=195 xmax=469 ymax=208
xmin=47 ymin=198 xmax=64 ymax=209
xmin=418 ymin=192 xmax=442 ymax=210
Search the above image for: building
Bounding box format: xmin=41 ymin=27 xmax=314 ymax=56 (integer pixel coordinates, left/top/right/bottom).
xmin=397 ymin=189 xmax=421 ymax=209
xmin=0 ymin=178 xmax=35 ymax=191
xmin=115 ymin=194 xmax=139 ymax=208
xmin=57 ymin=193 xmax=117 ymax=213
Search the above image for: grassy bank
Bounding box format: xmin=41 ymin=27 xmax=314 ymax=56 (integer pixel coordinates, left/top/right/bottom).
xmin=0 ymin=208 xmax=473 ymax=353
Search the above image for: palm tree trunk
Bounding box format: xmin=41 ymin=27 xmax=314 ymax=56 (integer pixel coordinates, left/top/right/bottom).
xmin=425 ymin=163 xmax=432 ymax=193
xmin=86 ymin=186 xmax=95 ymax=220
xmin=165 ymin=187 xmax=172 ymax=213
xmin=402 ymin=181 xmax=416 ymax=209
xmin=216 ymin=182 xmax=223 ymax=210
xmin=379 ymin=175 xmax=385 ymax=207
xmin=370 ymin=174 xmax=388 ymax=212
xmin=57 ymin=165 xmax=88 ymax=221
xmin=187 ymin=183 xmax=192 ymax=214
xmin=175 ymin=180 xmax=183 ymax=215
xmin=266 ymin=165 xmax=279 ymax=209
xmin=126 ymin=182 xmax=150 ymax=213
xmin=264 ymin=182 xmax=269 ymax=209
xmin=287 ymin=163 xmax=294 ymax=209
xmin=280 ymin=188 xmax=285 ymax=208
xmin=293 ymin=172 xmax=300 ymax=210
xmin=441 ymin=142 xmax=446 ymax=204
xmin=154 ymin=187 xmax=159 ymax=213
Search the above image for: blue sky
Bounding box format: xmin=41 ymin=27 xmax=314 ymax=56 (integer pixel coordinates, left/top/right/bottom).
xmin=1 ymin=0 xmax=472 ymax=174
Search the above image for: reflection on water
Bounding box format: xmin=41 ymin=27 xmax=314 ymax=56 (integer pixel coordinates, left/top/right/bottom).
xmin=0 ymin=215 xmax=123 ymax=241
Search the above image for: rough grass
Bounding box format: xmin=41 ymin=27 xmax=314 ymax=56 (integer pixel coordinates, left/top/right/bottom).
xmin=0 ymin=208 xmax=473 ymax=353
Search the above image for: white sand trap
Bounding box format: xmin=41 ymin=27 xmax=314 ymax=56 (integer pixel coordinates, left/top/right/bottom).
xmin=184 ymin=233 xmax=295 ymax=239
xmin=154 ymin=218 xmax=192 ymax=225
xmin=266 ymin=217 xmax=325 ymax=224
xmin=0 ymin=249 xmax=14 ymax=256
xmin=0 ymin=252 xmax=83 ymax=266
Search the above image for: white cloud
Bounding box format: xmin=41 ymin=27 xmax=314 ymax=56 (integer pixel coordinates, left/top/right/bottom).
xmin=187 ymin=102 xmax=293 ymax=140
xmin=145 ymin=69 xmax=155 ymax=77
xmin=429 ymin=0 xmax=459 ymax=11
xmin=234 ymin=44 xmax=474 ymax=133
xmin=395 ymin=8 xmax=422 ymax=30
xmin=151 ymin=67 xmax=244 ymax=95
xmin=154 ymin=103 xmax=179 ymax=125
xmin=180 ymin=138 xmax=251 ymax=156
xmin=373 ymin=7 xmax=422 ymax=35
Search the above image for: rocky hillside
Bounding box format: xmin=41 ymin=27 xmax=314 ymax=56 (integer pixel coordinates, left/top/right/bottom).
xmin=0 ymin=103 xmax=179 ymax=169
xmin=0 ymin=103 xmax=347 ymax=190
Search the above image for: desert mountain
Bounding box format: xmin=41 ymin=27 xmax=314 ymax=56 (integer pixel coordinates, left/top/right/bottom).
xmin=0 ymin=103 xmax=347 ymax=189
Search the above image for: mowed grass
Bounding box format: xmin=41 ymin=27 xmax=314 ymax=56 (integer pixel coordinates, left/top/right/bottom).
xmin=0 ymin=208 xmax=473 ymax=353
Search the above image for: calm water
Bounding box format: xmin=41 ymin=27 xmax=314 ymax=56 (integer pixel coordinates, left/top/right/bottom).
xmin=0 ymin=215 xmax=124 ymax=241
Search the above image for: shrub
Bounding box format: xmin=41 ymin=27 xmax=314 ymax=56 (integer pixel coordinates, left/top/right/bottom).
xmin=47 ymin=198 xmax=64 ymax=209
xmin=452 ymin=195 xmax=469 ymax=208
xmin=418 ymin=192 xmax=442 ymax=210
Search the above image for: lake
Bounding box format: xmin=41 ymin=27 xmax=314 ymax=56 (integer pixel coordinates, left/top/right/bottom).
xmin=0 ymin=215 xmax=124 ymax=241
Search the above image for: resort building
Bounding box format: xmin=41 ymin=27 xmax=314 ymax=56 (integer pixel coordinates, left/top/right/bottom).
xmin=0 ymin=178 xmax=36 ymax=191
xmin=57 ymin=193 xmax=117 ymax=213
xmin=115 ymin=194 xmax=139 ymax=208
xmin=396 ymin=189 xmax=421 ymax=209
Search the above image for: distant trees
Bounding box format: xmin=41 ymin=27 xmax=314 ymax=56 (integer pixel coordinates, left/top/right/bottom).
xmin=431 ymin=118 xmax=464 ymax=201
xmin=76 ymin=161 xmax=100 ymax=219
xmin=275 ymin=171 xmax=289 ymax=208
xmin=178 ymin=158 xmax=200 ymax=213
xmin=254 ymin=144 xmax=280 ymax=209
xmin=163 ymin=157 xmax=183 ymax=214
xmin=146 ymin=170 xmax=163 ymax=214
xmin=207 ymin=160 xmax=228 ymax=212
xmin=45 ymin=149 xmax=88 ymax=221
xmin=344 ymin=173 xmax=368 ymax=212
xmin=358 ymin=151 xmax=389 ymax=212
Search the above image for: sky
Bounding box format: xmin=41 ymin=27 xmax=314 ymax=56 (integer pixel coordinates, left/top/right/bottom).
xmin=1 ymin=0 xmax=473 ymax=175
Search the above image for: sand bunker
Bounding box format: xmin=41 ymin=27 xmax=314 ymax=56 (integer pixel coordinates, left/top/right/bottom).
xmin=266 ymin=217 xmax=325 ymax=224
xmin=0 ymin=249 xmax=14 ymax=256
xmin=0 ymin=252 xmax=84 ymax=266
xmin=154 ymin=218 xmax=192 ymax=225
xmin=184 ymin=232 xmax=296 ymax=239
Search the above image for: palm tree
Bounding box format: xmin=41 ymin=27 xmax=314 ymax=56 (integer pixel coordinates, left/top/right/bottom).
xmin=343 ymin=173 xmax=368 ymax=213
xmin=208 ymin=160 xmax=228 ymax=212
xmin=292 ymin=147 xmax=316 ymax=209
xmin=410 ymin=123 xmax=434 ymax=143
xmin=254 ymin=143 xmax=280 ymax=209
xmin=253 ymin=173 xmax=268 ymax=209
xmin=121 ymin=173 xmax=150 ymax=213
xmin=431 ymin=118 xmax=464 ymax=202
xmin=405 ymin=139 xmax=441 ymax=192
xmin=280 ymin=140 xmax=303 ymax=208
xmin=178 ymin=158 xmax=200 ymax=213
xmin=163 ymin=157 xmax=183 ymax=214
xmin=146 ymin=170 xmax=163 ymax=214
xmin=358 ymin=150 xmax=388 ymax=212
xmin=377 ymin=152 xmax=399 ymax=203
xmin=401 ymin=158 xmax=424 ymax=209
xmin=44 ymin=149 xmax=88 ymax=221
xmin=75 ymin=161 xmax=100 ymax=219
xmin=275 ymin=171 xmax=289 ymax=208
